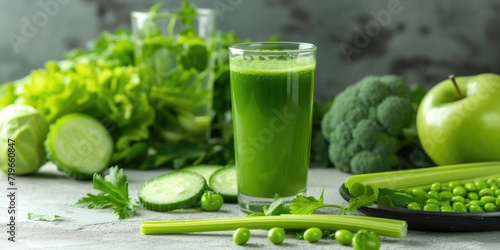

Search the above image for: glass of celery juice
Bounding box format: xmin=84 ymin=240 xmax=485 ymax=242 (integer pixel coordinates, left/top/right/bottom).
xmin=229 ymin=42 xmax=316 ymax=212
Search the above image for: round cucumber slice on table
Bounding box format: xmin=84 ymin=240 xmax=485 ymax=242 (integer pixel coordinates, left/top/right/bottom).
xmin=183 ymin=165 xmax=223 ymax=183
xmin=209 ymin=165 xmax=238 ymax=203
xmin=139 ymin=171 xmax=207 ymax=212
xmin=45 ymin=113 xmax=113 ymax=180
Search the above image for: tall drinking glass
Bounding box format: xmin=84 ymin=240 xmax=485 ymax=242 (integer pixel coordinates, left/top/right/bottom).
xmin=229 ymin=42 xmax=316 ymax=212
xmin=131 ymin=8 xmax=216 ymax=143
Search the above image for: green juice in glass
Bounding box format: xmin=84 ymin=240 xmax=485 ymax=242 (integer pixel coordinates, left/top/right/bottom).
xmin=229 ymin=43 xmax=316 ymax=212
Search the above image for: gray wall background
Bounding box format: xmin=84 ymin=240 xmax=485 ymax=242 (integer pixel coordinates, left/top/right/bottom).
xmin=1 ymin=0 xmax=500 ymax=101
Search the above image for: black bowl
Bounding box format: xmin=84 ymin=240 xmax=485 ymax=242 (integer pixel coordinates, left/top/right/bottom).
xmin=339 ymin=184 xmax=500 ymax=232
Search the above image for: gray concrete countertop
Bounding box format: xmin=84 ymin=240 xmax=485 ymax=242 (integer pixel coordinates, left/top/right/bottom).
xmin=1 ymin=164 xmax=498 ymax=250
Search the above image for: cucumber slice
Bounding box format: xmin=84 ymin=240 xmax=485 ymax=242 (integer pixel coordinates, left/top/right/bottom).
xmin=183 ymin=165 xmax=223 ymax=183
xmin=209 ymin=165 xmax=238 ymax=203
xmin=45 ymin=113 xmax=113 ymax=180
xmin=139 ymin=171 xmax=207 ymax=212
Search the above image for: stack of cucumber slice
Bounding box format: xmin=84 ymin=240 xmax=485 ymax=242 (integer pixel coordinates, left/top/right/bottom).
xmin=138 ymin=165 xmax=237 ymax=212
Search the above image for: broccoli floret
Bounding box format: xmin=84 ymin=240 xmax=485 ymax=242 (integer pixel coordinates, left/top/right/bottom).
xmin=321 ymin=75 xmax=413 ymax=174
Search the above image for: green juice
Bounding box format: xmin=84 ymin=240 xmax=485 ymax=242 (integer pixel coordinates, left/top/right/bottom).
xmin=230 ymin=64 xmax=315 ymax=198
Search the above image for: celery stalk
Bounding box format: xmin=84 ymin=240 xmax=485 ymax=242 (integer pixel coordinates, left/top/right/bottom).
xmin=344 ymin=162 xmax=500 ymax=197
xmin=141 ymin=214 xmax=407 ymax=238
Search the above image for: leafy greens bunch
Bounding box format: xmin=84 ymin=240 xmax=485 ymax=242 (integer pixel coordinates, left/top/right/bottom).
xmin=0 ymin=1 xmax=238 ymax=170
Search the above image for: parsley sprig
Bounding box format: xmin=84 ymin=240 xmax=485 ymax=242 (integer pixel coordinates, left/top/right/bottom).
xmin=76 ymin=166 xmax=136 ymax=220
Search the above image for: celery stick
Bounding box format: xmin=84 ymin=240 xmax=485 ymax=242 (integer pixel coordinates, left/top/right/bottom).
xmin=141 ymin=214 xmax=407 ymax=238
xmin=344 ymin=162 xmax=500 ymax=197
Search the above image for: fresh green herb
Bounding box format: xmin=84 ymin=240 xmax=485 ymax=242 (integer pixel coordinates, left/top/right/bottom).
xmin=345 ymin=194 xmax=377 ymax=212
xmin=76 ymin=166 xmax=135 ymax=220
xmin=254 ymin=189 xmax=374 ymax=217
xmin=177 ymin=0 xmax=197 ymax=26
xmin=263 ymin=196 xmax=290 ymax=216
xmin=377 ymin=188 xmax=425 ymax=208
xmin=141 ymin=214 xmax=408 ymax=238
xmin=289 ymin=190 xmax=347 ymax=214
xmin=27 ymin=213 xmax=61 ymax=222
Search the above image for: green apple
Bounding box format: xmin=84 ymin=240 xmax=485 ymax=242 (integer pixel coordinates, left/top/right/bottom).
xmin=416 ymin=73 xmax=500 ymax=165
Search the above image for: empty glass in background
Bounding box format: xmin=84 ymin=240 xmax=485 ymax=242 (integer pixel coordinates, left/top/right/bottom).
xmin=229 ymin=42 xmax=317 ymax=212
xmin=131 ymin=8 xmax=216 ymax=143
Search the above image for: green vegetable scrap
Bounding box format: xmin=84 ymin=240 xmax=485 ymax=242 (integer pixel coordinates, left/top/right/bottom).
xmin=76 ymin=166 xmax=136 ymax=220
xmin=27 ymin=213 xmax=61 ymax=222
xmin=321 ymin=75 xmax=415 ymax=174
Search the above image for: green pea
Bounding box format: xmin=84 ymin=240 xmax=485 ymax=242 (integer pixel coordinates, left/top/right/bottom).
xmin=464 ymin=182 xmax=477 ymax=192
xmin=334 ymin=229 xmax=354 ymax=246
xmin=441 ymin=186 xmax=452 ymax=192
xmin=267 ymin=227 xmax=286 ymax=245
xmin=496 ymin=197 xmax=500 ymax=207
xmin=469 ymin=200 xmax=484 ymax=207
xmin=451 ymin=196 xmax=465 ymax=203
xmin=469 ymin=204 xmax=484 ymax=213
xmin=423 ymin=203 xmax=440 ymax=212
xmin=233 ymin=228 xmax=251 ymax=245
xmin=411 ymin=188 xmax=427 ymax=199
xmin=426 ymin=198 xmax=440 ymax=206
xmin=481 ymin=196 xmax=497 ymax=204
xmin=448 ymin=181 xmax=462 ymax=189
xmin=440 ymin=203 xmax=454 ymax=212
xmin=430 ymin=182 xmax=442 ymax=192
xmin=427 ymin=191 xmax=442 ymax=201
xmin=407 ymin=202 xmax=422 ymax=211
xmin=439 ymin=191 xmax=454 ymax=201
xmin=303 ymin=227 xmax=322 ymax=243
xmin=352 ymin=230 xmax=380 ymax=250
xmin=487 ymin=178 xmax=498 ymax=186
xmin=452 ymin=186 xmax=467 ymax=197
xmin=476 ymin=180 xmax=488 ymax=190
xmin=452 ymin=202 xmax=467 ymax=212
xmin=484 ymin=203 xmax=499 ymax=212
xmin=490 ymin=184 xmax=499 ymax=192
xmin=467 ymin=192 xmax=479 ymax=201
xmin=495 ymin=190 xmax=500 ymax=197
xmin=479 ymin=188 xmax=494 ymax=197
xmin=464 ymin=198 xmax=471 ymax=204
